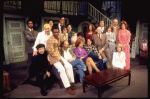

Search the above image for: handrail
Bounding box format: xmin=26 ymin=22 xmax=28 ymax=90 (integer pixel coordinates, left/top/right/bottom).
xmin=87 ymin=2 xmax=112 ymax=26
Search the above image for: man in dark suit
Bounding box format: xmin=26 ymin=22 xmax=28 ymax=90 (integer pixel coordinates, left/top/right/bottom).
xmin=99 ymin=20 xmax=107 ymax=33
xmin=58 ymin=16 xmax=66 ymax=33
xmin=23 ymin=20 xmax=38 ymax=80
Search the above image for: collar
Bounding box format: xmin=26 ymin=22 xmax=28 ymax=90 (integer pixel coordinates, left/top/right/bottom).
xmin=28 ymin=28 xmax=33 ymax=31
xmin=106 ymin=32 xmax=112 ymax=35
xmin=113 ymin=26 xmax=118 ymax=28
xmin=53 ymin=35 xmax=59 ymax=40
xmin=62 ymin=47 xmax=69 ymax=52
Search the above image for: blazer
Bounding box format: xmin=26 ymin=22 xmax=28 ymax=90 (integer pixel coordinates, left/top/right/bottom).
xmin=92 ymin=34 xmax=109 ymax=51
xmin=112 ymin=26 xmax=120 ymax=44
xmin=59 ymin=47 xmax=76 ymax=59
xmin=23 ymin=29 xmax=38 ymax=53
xmin=47 ymin=35 xmax=61 ymax=65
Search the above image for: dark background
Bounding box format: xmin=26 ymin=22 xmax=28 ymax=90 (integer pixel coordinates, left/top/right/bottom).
xmin=89 ymin=1 xmax=148 ymax=34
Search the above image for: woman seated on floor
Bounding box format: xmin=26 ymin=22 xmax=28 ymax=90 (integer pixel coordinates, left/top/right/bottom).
xmin=83 ymin=38 xmax=108 ymax=71
xmin=112 ymin=44 xmax=126 ymax=69
xmin=74 ymin=38 xmax=100 ymax=75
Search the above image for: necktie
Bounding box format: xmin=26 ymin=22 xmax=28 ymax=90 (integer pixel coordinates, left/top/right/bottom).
xmin=99 ymin=34 xmax=101 ymax=40
xmin=31 ymin=29 xmax=34 ymax=34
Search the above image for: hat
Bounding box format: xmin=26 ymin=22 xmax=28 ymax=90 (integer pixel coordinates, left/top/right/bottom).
xmin=36 ymin=44 xmax=45 ymax=50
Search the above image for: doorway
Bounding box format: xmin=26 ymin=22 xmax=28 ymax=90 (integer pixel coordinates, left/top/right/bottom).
xmin=5 ymin=18 xmax=27 ymax=63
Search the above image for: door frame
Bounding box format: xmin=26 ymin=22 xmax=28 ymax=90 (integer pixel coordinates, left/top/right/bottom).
xmin=3 ymin=13 xmax=29 ymax=65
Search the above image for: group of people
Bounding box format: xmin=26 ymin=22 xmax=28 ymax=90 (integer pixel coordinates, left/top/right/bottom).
xmin=23 ymin=16 xmax=131 ymax=96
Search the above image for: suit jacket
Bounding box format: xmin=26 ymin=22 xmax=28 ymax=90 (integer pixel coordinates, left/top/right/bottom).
xmin=112 ymin=26 xmax=120 ymax=44
xmin=92 ymin=34 xmax=109 ymax=51
xmin=23 ymin=29 xmax=38 ymax=53
xmin=99 ymin=26 xmax=107 ymax=34
xmin=59 ymin=47 xmax=76 ymax=60
xmin=47 ymin=36 xmax=61 ymax=65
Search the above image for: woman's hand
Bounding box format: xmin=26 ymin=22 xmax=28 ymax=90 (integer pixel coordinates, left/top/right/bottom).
xmin=80 ymin=57 xmax=84 ymax=60
xmin=46 ymin=71 xmax=51 ymax=77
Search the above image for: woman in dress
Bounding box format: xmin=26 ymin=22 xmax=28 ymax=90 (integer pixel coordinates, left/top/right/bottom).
xmin=74 ymin=38 xmax=100 ymax=75
xmin=112 ymin=44 xmax=126 ymax=69
xmin=106 ymin=25 xmax=116 ymax=58
xmin=118 ymin=21 xmax=131 ymax=70
xmin=85 ymin=23 xmax=96 ymax=39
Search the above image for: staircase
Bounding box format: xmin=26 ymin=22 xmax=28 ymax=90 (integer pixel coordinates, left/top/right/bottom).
xmin=44 ymin=1 xmax=112 ymax=27
xmin=87 ymin=2 xmax=112 ymax=27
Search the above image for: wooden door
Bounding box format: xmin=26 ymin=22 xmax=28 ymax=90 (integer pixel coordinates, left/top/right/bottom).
xmin=6 ymin=19 xmax=27 ymax=63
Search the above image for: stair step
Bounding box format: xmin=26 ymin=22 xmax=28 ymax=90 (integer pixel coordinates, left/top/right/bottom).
xmin=91 ymin=19 xmax=97 ymax=23
xmin=87 ymin=16 xmax=92 ymax=20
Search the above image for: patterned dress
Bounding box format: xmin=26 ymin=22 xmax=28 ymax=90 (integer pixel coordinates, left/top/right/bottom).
xmin=106 ymin=32 xmax=116 ymax=58
xmin=118 ymin=29 xmax=131 ymax=70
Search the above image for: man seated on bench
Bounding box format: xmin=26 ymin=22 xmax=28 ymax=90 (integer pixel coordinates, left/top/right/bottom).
xmin=59 ymin=40 xmax=87 ymax=83
xmin=47 ymin=26 xmax=76 ymax=95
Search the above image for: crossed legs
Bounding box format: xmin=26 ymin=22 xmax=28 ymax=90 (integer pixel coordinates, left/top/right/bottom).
xmin=85 ymin=57 xmax=100 ymax=75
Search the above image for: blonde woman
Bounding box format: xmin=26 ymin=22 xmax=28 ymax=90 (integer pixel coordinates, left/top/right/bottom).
xmin=112 ymin=44 xmax=126 ymax=69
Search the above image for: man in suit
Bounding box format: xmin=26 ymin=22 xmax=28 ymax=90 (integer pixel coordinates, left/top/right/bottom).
xmin=47 ymin=26 xmax=76 ymax=95
xmin=58 ymin=16 xmax=66 ymax=33
xmin=112 ymin=19 xmax=120 ymax=44
xmin=92 ymin=27 xmax=112 ymax=69
xmin=99 ymin=20 xmax=107 ymax=33
xmin=23 ymin=20 xmax=38 ymax=80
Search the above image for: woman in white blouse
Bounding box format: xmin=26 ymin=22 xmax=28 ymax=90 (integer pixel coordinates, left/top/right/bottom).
xmin=112 ymin=44 xmax=126 ymax=69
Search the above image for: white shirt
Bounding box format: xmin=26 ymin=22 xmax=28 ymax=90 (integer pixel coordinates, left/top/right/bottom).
xmin=100 ymin=27 xmax=104 ymax=33
xmin=32 ymin=30 xmax=52 ymax=52
xmin=112 ymin=51 xmax=126 ymax=69
xmin=64 ymin=48 xmax=74 ymax=61
xmin=58 ymin=23 xmax=63 ymax=33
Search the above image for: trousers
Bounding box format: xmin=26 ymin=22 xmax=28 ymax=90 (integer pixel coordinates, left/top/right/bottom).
xmin=53 ymin=56 xmax=74 ymax=88
xmin=70 ymin=59 xmax=86 ymax=82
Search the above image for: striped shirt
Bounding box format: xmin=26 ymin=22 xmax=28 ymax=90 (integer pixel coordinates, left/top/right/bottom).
xmin=83 ymin=44 xmax=99 ymax=55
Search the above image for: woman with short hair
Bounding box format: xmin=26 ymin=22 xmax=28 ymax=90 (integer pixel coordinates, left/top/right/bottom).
xmin=74 ymin=39 xmax=100 ymax=75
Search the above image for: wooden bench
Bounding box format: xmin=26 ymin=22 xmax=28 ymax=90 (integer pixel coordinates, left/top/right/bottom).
xmin=83 ymin=68 xmax=131 ymax=98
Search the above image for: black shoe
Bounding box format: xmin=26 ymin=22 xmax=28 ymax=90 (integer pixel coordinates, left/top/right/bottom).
xmin=40 ymin=88 xmax=47 ymax=96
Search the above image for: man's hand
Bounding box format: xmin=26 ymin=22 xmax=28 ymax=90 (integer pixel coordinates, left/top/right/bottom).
xmin=68 ymin=58 xmax=74 ymax=62
xmin=98 ymin=55 xmax=102 ymax=59
xmin=46 ymin=71 xmax=51 ymax=77
xmin=99 ymin=49 xmax=103 ymax=54
xmin=33 ymin=51 xmax=37 ymax=56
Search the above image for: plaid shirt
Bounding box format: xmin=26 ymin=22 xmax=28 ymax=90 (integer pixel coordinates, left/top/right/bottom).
xmin=83 ymin=44 xmax=99 ymax=55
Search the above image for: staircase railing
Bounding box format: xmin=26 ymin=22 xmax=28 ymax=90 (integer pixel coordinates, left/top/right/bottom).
xmin=87 ymin=2 xmax=112 ymax=27
xmin=44 ymin=1 xmax=112 ymax=26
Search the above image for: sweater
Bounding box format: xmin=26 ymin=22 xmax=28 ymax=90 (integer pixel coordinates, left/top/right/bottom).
xmin=74 ymin=47 xmax=88 ymax=59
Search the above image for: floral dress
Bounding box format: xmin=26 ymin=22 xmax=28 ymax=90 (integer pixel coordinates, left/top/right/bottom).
xmin=118 ymin=29 xmax=131 ymax=70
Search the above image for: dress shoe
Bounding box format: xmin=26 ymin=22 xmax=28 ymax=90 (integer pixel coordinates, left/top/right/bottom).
xmin=71 ymin=86 xmax=76 ymax=90
xmin=65 ymin=88 xmax=75 ymax=95
xmin=40 ymin=88 xmax=47 ymax=96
